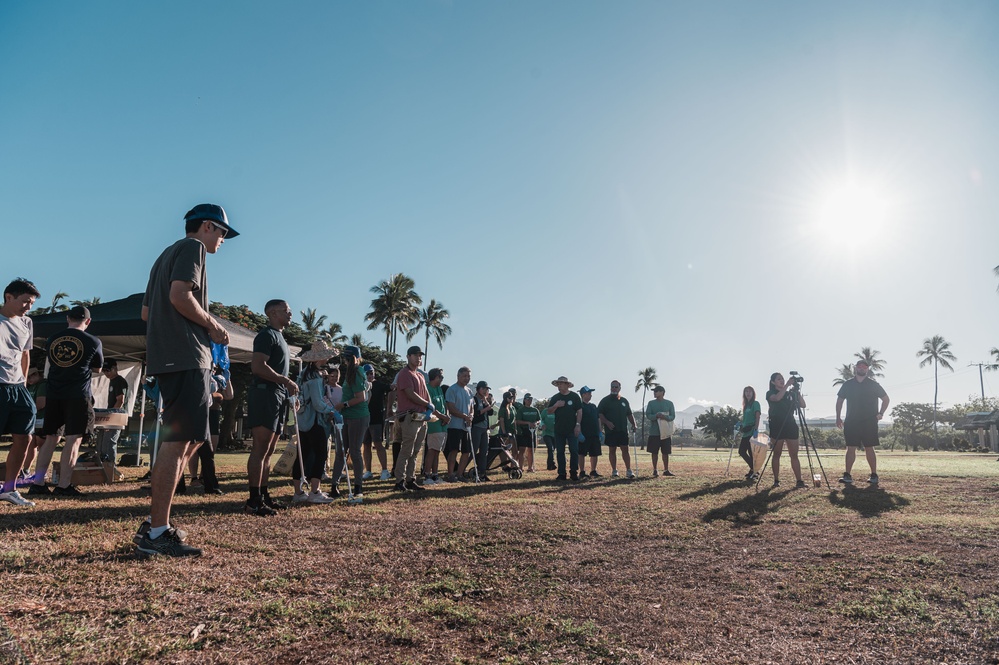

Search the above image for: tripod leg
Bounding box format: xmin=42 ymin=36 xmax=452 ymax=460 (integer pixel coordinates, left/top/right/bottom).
xmin=725 ymin=436 xmax=735 ymax=477
xmin=754 ymin=447 xmax=774 ymax=491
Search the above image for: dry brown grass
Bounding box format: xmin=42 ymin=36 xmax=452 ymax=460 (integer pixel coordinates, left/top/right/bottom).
xmin=2 ymin=449 xmax=999 ymax=664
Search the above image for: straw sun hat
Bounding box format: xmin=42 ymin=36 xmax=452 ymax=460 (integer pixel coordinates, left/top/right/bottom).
xmin=551 ymin=376 xmax=574 ymax=388
xmin=300 ymin=339 xmax=338 ymax=363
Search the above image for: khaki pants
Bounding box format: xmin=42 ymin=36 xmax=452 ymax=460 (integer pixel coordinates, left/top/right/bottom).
xmin=394 ymin=416 xmax=427 ymax=483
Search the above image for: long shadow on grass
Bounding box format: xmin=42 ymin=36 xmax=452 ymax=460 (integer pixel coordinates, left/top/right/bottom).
xmin=677 ymin=479 xmax=748 ymax=501
xmin=827 ymin=484 xmax=910 ymax=518
xmin=701 ymin=487 xmax=794 ymax=525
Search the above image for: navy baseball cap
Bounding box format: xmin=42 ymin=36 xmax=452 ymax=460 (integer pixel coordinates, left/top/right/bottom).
xmin=579 ymin=386 xmax=595 ymax=394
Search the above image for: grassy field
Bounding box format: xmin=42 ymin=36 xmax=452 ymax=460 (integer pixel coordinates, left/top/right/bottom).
xmin=2 ymin=447 xmax=999 ymax=664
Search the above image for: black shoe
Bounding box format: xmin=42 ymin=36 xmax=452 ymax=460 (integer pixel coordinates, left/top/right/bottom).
xmin=663 ymin=470 xmax=675 ymax=477
xmin=136 ymin=527 xmax=201 ymax=558
xmin=556 ymin=474 xmax=567 ymax=482
xmin=205 ymin=487 xmax=224 ymax=495
xmin=353 ymin=483 xmax=362 ymax=497
xmin=405 ymin=479 xmax=425 ymax=492
xmin=589 ymin=471 xmax=602 ymax=478
xmin=578 ymin=472 xmax=588 ymax=479
xmin=53 ymin=485 xmax=85 ymax=497
xmin=262 ymin=492 xmax=287 ymax=511
xmin=394 ymin=481 xmax=410 ymax=492
xmin=28 ymin=483 xmax=52 ymax=496
xmin=133 ymin=520 xmax=189 ymax=546
xmin=795 ymin=479 xmax=807 ymax=489
xmin=328 ymin=486 xmax=342 ymax=498
xmin=244 ymin=501 xmax=277 ymax=517
xmin=547 ymin=463 xmax=557 ymax=471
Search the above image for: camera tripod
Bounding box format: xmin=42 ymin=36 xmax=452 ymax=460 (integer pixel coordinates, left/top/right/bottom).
xmin=755 ymin=385 xmax=832 ymax=491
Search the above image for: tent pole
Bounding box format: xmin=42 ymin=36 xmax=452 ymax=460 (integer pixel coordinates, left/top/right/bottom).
xmin=136 ymin=363 xmax=148 ymax=467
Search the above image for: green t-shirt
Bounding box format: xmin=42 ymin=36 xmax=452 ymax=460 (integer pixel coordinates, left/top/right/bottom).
xmin=540 ymin=411 xmax=556 ymax=438
xmin=597 ymin=394 xmax=633 ymax=432
xmin=427 ymin=384 xmax=447 ymax=434
xmin=341 ymin=367 xmax=370 ymax=419
xmin=548 ymin=391 xmax=582 ymax=436
xmin=28 ymin=379 xmax=47 ymax=419
xmin=515 ymin=403 xmax=541 ymax=435
xmin=499 ymin=402 xmax=517 ymax=434
xmin=741 ymin=400 xmax=761 ymax=433
xmin=645 ymin=398 xmax=675 ymax=437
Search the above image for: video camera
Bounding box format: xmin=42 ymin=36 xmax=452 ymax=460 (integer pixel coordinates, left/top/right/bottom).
xmin=787 ymin=371 xmax=804 ymax=389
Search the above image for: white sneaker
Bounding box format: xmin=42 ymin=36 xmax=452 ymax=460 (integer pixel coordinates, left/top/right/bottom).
xmin=626 ymin=470 xmax=636 ymax=479
xmin=0 ymin=490 xmax=35 ymax=507
xmin=423 ymin=476 xmax=437 ymax=486
xmin=612 ymin=469 xmax=620 ymax=477
xmin=292 ymin=492 xmax=310 ymax=503
xmin=379 ymin=470 xmax=391 ymax=481
xmin=307 ymin=491 xmax=335 ymax=504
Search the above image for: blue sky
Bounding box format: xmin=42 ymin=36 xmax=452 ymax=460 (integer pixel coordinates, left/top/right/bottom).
xmin=3 ymin=1 xmax=998 ymax=416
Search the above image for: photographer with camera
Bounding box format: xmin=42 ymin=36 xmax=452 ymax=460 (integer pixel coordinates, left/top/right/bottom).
xmin=766 ymin=372 xmax=807 ymax=489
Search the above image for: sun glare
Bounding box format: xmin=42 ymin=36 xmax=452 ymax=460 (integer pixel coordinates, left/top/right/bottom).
xmin=813 ymin=181 xmax=892 ymax=246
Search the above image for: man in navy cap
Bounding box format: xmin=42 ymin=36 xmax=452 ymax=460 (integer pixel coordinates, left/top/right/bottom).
xmin=577 ymin=386 xmax=602 ymax=480
xmin=135 ymin=204 xmax=236 ymax=557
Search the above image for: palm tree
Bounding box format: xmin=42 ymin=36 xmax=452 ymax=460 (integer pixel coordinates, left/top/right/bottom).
xmin=70 ymin=297 xmax=101 ymax=307
xmin=406 ymin=299 xmax=452 ymax=364
xmin=634 ymin=367 xmax=658 ymax=442
xmin=300 ymin=308 xmax=328 ymax=337
xmin=365 ymin=274 xmax=422 ymax=354
xmin=325 ymin=321 xmax=348 ymax=345
xmin=33 ymin=291 xmax=69 ymax=315
xmin=916 ymin=335 xmax=957 ymax=450
xmin=854 ymin=347 xmax=886 ymax=379
xmin=984 ymin=347 xmax=999 ymax=372
xmin=831 ymin=363 xmax=854 ymax=387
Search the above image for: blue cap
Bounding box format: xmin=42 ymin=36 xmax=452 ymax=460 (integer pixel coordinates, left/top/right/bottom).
xmin=362 ymin=363 xmax=374 ymax=374
xmin=579 ymin=386 xmax=595 ymax=394
xmin=342 ymin=345 xmax=362 ymax=359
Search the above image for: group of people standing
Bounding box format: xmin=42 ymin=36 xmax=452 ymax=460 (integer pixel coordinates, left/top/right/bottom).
xmin=735 ymin=366 xmax=890 ymax=488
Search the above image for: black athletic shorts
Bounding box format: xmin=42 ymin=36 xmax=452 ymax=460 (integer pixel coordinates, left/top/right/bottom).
xmin=769 ymin=418 xmax=799 ymax=441
xmin=157 ymin=368 xmax=211 ymax=443
xmin=647 ymin=435 xmax=672 ymax=456
xmin=843 ymin=419 xmax=879 ymax=448
xmin=604 ymin=429 xmax=628 ymax=448
xmin=0 ymin=384 xmax=35 ymax=436
xmin=578 ymin=434 xmax=602 ymax=457
xmin=247 ymin=383 xmax=289 ymax=433
xmin=444 ymin=428 xmax=472 ymax=455
xmin=43 ymin=396 xmax=94 ymax=437
xmin=516 ymin=431 xmax=534 ymax=450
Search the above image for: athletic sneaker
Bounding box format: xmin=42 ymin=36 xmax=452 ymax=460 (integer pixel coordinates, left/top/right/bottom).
xmin=795 ymin=479 xmax=807 ymax=489
xmin=27 ymin=483 xmax=52 ymax=496
xmin=839 ymin=473 xmax=854 ymax=484
xmin=379 ymin=470 xmax=391 ymax=481
xmin=423 ymin=476 xmax=437 ymax=486
xmin=867 ymin=474 xmax=879 ymax=485
xmin=663 ymin=470 xmax=675 ymax=477
xmin=772 ymin=480 xmax=781 ymax=488
xmin=652 ymin=470 xmax=659 ymax=477
xmin=362 ymin=471 xmax=374 ymax=481
xmin=556 ymin=474 xmax=567 ymax=482
xmin=611 ymin=469 xmax=620 ymax=478
xmin=0 ymin=490 xmax=35 ymax=507
xmin=589 ymin=470 xmax=602 ymax=478
xmin=262 ymin=492 xmax=287 ymax=511
xmin=405 ymin=479 xmax=425 ymax=492
xmin=626 ymin=470 xmax=636 ymax=479
xmin=53 ymin=485 xmax=85 ymax=497
xmin=307 ymin=491 xmax=335 ymax=504
xmin=292 ymin=492 xmax=310 ymax=503
xmin=394 ymin=481 xmax=410 ymax=492
xmin=244 ymin=502 xmax=277 ymax=517
xmin=136 ymin=528 xmax=202 ymax=558
xmin=578 ymin=472 xmax=589 ymax=480
xmin=133 ymin=520 xmax=188 ymax=546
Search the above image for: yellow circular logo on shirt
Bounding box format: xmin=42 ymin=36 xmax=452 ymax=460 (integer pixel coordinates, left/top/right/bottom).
xmin=50 ymin=336 xmax=84 ymax=368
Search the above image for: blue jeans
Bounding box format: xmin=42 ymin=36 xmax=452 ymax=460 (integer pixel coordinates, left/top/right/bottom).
xmin=554 ymin=431 xmax=579 ymax=477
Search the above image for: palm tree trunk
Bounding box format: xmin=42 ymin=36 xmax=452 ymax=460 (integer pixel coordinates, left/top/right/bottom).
xmin=640 ymin=387 xmax=647 ymax=450
xmin=933 ymin=360 xmax=939 ymax=451
xmin=424 ymin=329 xmax=430 ymax=365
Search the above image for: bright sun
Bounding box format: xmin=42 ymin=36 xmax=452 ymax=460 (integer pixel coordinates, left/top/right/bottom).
xmin=813 ymin=181 xmax=892 ymax=245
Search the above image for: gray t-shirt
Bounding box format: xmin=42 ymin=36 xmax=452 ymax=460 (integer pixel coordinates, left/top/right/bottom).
xmin=143 ymin=237 xmax=211 ymax=375
xmin=0 ymin=313 xmax=33 ymax=384
xmin=445 ymin=383 xmax=473 ymax=431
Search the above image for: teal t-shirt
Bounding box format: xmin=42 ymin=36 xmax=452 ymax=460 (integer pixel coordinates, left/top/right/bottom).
xmin=540 ymin=411 xmax=556 ymax=438
xmin=427 ymin=384 xmax=447 ymax=434
xmin=741 ymin=400 xmax=761 ymax=433
xmin=646 ymin=398 xmax=675 ymax=437
xmin=341 ymin=367 xmax=370 ymax=419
